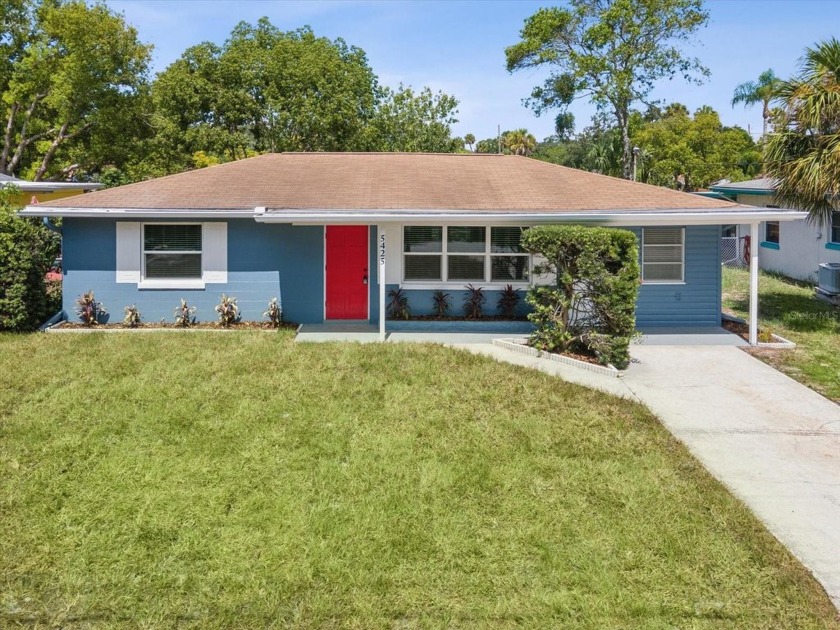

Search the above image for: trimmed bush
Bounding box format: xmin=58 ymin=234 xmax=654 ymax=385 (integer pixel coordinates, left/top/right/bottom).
xmin=522 ymin=225 xmax=640 ymax=369
xmin=0 ymin=191 xmax=61 ymax=331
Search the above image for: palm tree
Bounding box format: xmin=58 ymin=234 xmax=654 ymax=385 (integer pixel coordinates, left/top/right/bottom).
xmin=732 ymin=69 xmax=781 ymax=138
xmin=464 ymin=133 xmax=475 ymax=152
xmin=764 ymin=39 xmax=840 ymax=225
xmin=503 ymin=128 xmax=537 ymax=156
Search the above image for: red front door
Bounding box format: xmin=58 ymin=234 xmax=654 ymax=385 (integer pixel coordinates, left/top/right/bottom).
xmin=325 ymin=225 xmax=369 ymax=319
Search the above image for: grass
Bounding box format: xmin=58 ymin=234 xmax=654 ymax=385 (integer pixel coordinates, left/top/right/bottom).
xmin=1 ymin=332 xmax=838 ymax=628
xmin=722 ymin=266 xmax=840 ymax=403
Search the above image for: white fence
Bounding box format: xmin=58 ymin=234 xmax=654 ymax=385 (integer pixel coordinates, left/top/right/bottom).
xmin=721 ymin=237 xmax=746 ymax=267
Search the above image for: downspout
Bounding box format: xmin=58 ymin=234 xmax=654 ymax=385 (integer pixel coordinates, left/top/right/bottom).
xmin=42 ymin=216 xmax=62 ymax=235
xmin=41 ymin=216 xmax=65 ymax=330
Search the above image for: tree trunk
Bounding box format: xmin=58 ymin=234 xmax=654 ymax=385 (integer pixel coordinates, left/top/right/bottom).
xmin=33 ymin=122 xmax=69 ymax=181
xmin=1 ymin=103 xmax=20 ymax=173
xmin=8 ymin=95 xmax=46 ymax=175
xmin=762 ymin=99 xmax=769 ymax=138
xmin=618 ymin=108 xmax=632 ymax=180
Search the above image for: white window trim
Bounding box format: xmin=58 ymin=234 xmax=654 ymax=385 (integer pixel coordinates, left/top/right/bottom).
xmin=401 ymin=226 xmax=532 ymax=288
xmin=641 ymin=227 xmax=686 ymax=285
xmin=139 ymin=222 xmax=206 ymax=289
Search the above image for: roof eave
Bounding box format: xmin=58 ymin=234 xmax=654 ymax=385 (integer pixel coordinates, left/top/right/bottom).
xmin=256 ymin=208 xmax=808 ymax=225
xmin=18 ymin=206 xmax=255 ymax=218
xmin=19 ymin=206 xmax=808 ymax=225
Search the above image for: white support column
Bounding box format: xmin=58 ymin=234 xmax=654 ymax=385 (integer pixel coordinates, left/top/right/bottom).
xmin=378 ymin=225 xmax=386 ymax=341
xmin=749 ymin=221 xmax=759 ymax=345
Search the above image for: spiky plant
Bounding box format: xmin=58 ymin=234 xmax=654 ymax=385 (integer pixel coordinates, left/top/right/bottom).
xmin=75 ymin=291 xmax=106 ymax=326
xmin=387 ymin=288 xmax=411 ymax=320
xmin=497 ymin=284 xmax=520 ymax=319
xmin=174 ymin=299 xmax=197 ymax=327
xmin=123 ymin=304 xmax=141 ymax=328
xmin=215 ymin=294 xmax=240 ymax=328
xmin=431 ymin=290 xmax=451 ymax=318
xmin=463 ymin=284 xmax=486 ymax=320
xmin=263 ymin=297 xmax=282 ymax=328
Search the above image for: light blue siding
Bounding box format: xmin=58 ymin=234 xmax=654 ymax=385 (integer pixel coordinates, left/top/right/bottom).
xmin=62 ymin=221 xmax=721 ymax=328
xmin=62 ymin=219 xmax=326 ymax=324
xmin=635 ymin=225 xmax=722 ymax=327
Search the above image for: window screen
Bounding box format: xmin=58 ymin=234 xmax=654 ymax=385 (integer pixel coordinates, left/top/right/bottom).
xmin=642 ymin=227 xmax=684 ymax=283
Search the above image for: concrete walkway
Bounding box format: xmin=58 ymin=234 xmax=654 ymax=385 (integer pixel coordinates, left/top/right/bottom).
xmin=457 ymin=341 xmax=840 ymax=610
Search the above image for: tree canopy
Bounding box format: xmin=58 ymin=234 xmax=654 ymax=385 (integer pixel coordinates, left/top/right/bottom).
xmin=0 ymin=0 xmax=151 ymax=181
xmin=505 ymin=0 xmax=709 ymax=179
xmin=764 ymin=38 xmax=840 ymax=224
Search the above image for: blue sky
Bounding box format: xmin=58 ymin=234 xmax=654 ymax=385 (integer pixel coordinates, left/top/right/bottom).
xmin=108 ymin=0 xmax=837 ymax=143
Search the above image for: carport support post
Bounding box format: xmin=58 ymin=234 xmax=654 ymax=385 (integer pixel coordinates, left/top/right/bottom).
xmin=378 ymin=225 xmax=386 ymax=341
xmin=749 ymin=221 xmax=759 ymax=345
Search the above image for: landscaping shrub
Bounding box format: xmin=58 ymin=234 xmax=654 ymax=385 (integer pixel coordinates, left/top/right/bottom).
xmin=521 ymin=225 xmax=640 ymax=369
xmin=497 ymin=284 xmax=520 ymax=319
xmin=0 ymin=190 xmax=61 ymax=331
xmin=387 ymin=288 xmax=410 ymax=320
xmin=123 ymin=305 xmax=141 ymax=328
xmin=76 ymin=291 xmax=107 ymax=326
xmin=263 ymin=297 xmax=282 ymax=327
xmin=174 ymin=299 xmax=197 ymax=327
xmin=431 ymin=290 xmax=451 ymax=318
xmin=463 ymin=284 xmax=485 ymax=319
xmin=215 ymin=294 xmax=240 ymax=327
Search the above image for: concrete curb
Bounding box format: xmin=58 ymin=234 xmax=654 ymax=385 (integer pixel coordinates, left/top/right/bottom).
xmin=492 ymin=338 xmax=621 ymax=378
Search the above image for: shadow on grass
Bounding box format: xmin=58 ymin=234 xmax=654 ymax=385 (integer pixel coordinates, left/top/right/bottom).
xmin=727 ymin=276 xmax=840 ymax=334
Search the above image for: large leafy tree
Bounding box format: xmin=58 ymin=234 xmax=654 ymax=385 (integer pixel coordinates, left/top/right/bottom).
xmin=151 ymin=21 xmax=379 ymax=174
xmin=363 ymin=85 xmax=459 ymax=152
xmin=149 ymin=19 xmax=460 ymax=175
xmin=0 ymin=0 xmax=151 ymax=180
xmin=505 ymin=0 xmax=709 ymax=180
xmin=633 ymin=104 xmax=758 ymax=190
xmin=731 ymin=69 xmax=781 ymax=138
xmin=764 ymin=38 xmax=840 ymax=224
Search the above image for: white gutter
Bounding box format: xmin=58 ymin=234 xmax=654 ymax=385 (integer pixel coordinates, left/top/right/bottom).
xmin=255 ymin=209 xmax=808 ymax=226
xmin=19 ymin=205 xmax=808 ymax=225
xmin=3 ymin=182 xmax=103 ymax=192
xmin=18 ymin=206 xmax=255 ymax=218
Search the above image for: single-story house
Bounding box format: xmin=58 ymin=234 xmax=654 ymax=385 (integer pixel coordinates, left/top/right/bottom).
xmin=1 ymin=173 xmax=102 ymax=206
xmin=705 ymin=177 xmax=840 ymax=282
xmin=20 ymin=153 xmax=806 ymax=342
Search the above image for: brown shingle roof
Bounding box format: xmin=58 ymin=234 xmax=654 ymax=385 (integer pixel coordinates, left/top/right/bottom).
xmin=41 ymin=152 xmax=739 ymax=213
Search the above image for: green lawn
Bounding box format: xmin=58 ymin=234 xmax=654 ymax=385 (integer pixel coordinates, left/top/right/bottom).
xmin=722 ymin=266 xmax=840 ymax=403
xmin=1 ymin=332 xmax=837 ymax=628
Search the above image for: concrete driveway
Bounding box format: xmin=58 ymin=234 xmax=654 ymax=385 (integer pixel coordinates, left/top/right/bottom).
xmin=625 ymin=344 xmax=840 ymax=610
xmin=459 ymin=339 xmax=840 ymax=610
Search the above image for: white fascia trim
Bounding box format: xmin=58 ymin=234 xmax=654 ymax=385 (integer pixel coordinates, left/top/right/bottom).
xmin=1 ymin=182 xmax=103 ymax=192
xmin=256 ymin=209 xmax=809 ymax=226
xmin=18 ymin=206 xmax=254 ymax=218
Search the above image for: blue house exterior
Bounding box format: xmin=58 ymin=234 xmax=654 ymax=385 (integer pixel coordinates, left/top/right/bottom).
xmin=23 ymin=153 xmax=804 ymax=336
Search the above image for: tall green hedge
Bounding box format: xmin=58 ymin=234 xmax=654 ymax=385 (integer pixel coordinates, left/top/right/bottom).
xmin=521 ymin=225 xmax=640 ymax=369
xmin=0 ymin=191 xmax=61 ymax=331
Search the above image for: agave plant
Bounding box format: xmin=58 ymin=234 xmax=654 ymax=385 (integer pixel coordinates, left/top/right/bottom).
xmin=387 ymin=288 xmax=411 ymax=320
xmin=263 ymin=297 xmax=282 ymax=328
xmin=174 ymin=299 xmax=197 ymax=327
xmin=431 ymin=290 xmax=451 ymax=318
xmin=123 ymin=304 xmax=141 ymax=328
xmin=463 ymin=284 xmax=485 ymax=320
xmin=75 ymin=291 xmax=106 ymax=326
xmin=215 ymin=294 xmax=240 ymax=328
xmin=497 ymin=284 xmax=520 ymax=319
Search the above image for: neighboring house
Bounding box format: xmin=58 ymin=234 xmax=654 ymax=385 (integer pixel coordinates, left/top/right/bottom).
xmin=0 ymin=173 xmax=102 ymax=206
xmin=20 ymin=153 xmax=804 ymax=341
xmin=707 ymin=177 xmax=840 ymax=282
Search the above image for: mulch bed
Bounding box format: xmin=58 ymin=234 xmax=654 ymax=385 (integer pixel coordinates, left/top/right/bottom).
xmin=55 ymin=321 xmax=298 ymax=331
xmin=721 ymin=319 xmax=776 ymax=343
